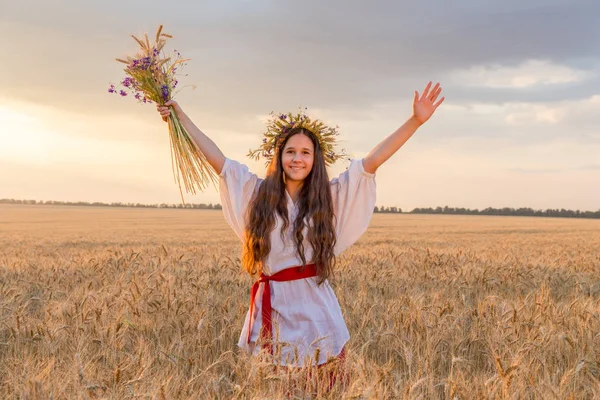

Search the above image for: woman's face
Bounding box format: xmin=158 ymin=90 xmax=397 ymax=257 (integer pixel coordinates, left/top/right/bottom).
xmin=281 ymin=133 xmax=314 ymax=183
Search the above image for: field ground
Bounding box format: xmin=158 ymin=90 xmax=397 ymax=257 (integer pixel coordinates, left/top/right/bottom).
xmin=1 ymin=204 xmax=599 ymax=398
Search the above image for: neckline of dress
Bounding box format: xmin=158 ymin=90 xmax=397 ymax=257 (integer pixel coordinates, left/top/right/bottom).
xmin=284 ymin=189 xmax=298 ymax=207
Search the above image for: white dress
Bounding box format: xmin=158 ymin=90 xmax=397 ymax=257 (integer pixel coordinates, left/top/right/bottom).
xmin=219 ymin=157 xmax=377 ymax=366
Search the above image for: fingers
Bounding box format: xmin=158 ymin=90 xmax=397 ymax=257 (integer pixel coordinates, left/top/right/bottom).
xmin=430 ymin=85 xmax=442 ymax=103
xmin=428 ymin=83 xmax=440 ymax=101
xmin=156 ymin=104 xmax=171 ymax=121
xmin=414 ymin=90 xmax=419 ymax=104
xmin=418 ymin=81 xmax=444 ymax=103
xmin=433 ymin=96 xmax=445 ymax=109
xmin=420 ymin=81 xmax=432 ymax=101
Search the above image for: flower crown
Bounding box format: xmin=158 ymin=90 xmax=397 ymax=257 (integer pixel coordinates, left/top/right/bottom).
xmin=247 ymin=109 xmax=349 ymax=166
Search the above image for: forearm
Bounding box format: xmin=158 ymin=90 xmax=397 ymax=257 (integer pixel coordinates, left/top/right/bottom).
xmin=174 ymin=109 xmax=226 ymax=174
xmin=362 ymin=116 xmax=422 ymax=174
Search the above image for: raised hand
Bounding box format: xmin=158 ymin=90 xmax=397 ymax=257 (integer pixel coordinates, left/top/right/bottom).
xmin=413 ymin=81 xmax=445 ymax=125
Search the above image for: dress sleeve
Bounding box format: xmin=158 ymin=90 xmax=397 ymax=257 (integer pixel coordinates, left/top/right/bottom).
xmin=330 ymin=158 xmax=377 ymax=255
xmin=219 ymin=158 xmax=261 ymax=241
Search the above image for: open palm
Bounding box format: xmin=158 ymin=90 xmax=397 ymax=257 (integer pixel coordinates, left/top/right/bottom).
xmin=413 ymin=81 xmax=445 ymax=124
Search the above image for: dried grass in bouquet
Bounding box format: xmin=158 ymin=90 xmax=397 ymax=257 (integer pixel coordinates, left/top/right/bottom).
xmin=109 ymin=25 xmax=217 ymax=203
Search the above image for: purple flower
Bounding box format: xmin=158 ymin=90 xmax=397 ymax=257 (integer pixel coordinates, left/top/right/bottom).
xmin=108 ymin=84 xmax=116 ymax=94
xmin=279 ymin=114 xmax=287 ymax=120
xmin=138 ymin=57 xmax=152 ymax=70
xmin=119 ymin=90 xmax=127 ymax=97
xmin=134 ymin=92 xmax=141 ymax=100
xmin=161 ymin=85 xmax=169 ymax=102
xmin=153 ymin=48 xmax=160 ymax=57
xmin=129 ymin=57 xmax=152 ymax=71
xmin=122 ymin=77 xmax=133 ymax=88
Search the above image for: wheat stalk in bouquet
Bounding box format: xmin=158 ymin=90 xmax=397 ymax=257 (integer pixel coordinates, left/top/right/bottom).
xmin=109 ymin=25 xmax=217 ymax=203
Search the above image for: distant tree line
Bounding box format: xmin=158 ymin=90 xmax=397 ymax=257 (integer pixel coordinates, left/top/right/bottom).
xmin=410 ymin=206 xmax=600 ymax=219
xmin=2 ymin=199 xmax=598 ymax=219
xmin=374 ymin=206 xmax=402 ymax=213
xmin=0 ymin=198 xmax=222 ymax=210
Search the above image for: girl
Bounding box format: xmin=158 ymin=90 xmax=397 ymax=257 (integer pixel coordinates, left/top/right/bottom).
xmin=156 ymin=81 xmax=444 ymax=386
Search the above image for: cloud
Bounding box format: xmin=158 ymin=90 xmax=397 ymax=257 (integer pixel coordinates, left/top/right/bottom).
xmin=1 ymin=0 xmax=599 ymax=210
xmin=509 ymin=165 xmax=600 ymax=174
xmin=504 ymin=103 xmax=567 ymax=125
xmin=426 ymin=94 xmax=600 ymax=147
xmin=449 ymin=60 xmax=592 ymax=89
xmin=2 ymin=0 xmax=600 ymax=116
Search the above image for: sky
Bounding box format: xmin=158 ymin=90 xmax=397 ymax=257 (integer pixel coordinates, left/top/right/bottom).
xmin=1 ymin=0 xmax=599 ymax=211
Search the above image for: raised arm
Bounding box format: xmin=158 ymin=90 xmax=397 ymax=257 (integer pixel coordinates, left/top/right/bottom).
xmin=362 ymin=81 xmax=445 ymax=174
xmin=157 ymin=100 xmax=226 ymax=174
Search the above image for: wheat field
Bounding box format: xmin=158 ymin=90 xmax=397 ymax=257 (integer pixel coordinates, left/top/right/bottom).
xmin=1 ymin=204 xmax=599 ymax=399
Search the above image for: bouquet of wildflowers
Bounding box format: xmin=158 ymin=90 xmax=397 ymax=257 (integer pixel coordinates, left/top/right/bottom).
xmin=109 ymin=25 xmax=217 ymax=203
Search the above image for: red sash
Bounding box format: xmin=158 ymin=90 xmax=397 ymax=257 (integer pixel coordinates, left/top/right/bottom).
xmin=248 ymin=264 xmax=318 ymax=354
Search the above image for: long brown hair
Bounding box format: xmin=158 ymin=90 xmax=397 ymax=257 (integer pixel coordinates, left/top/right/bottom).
xmin=242 ymin=128 xmax=337 ymax=285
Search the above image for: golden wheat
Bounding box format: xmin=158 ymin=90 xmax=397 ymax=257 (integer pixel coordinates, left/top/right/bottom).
xmin=1 ymin=204 xmax=599 ymax=398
